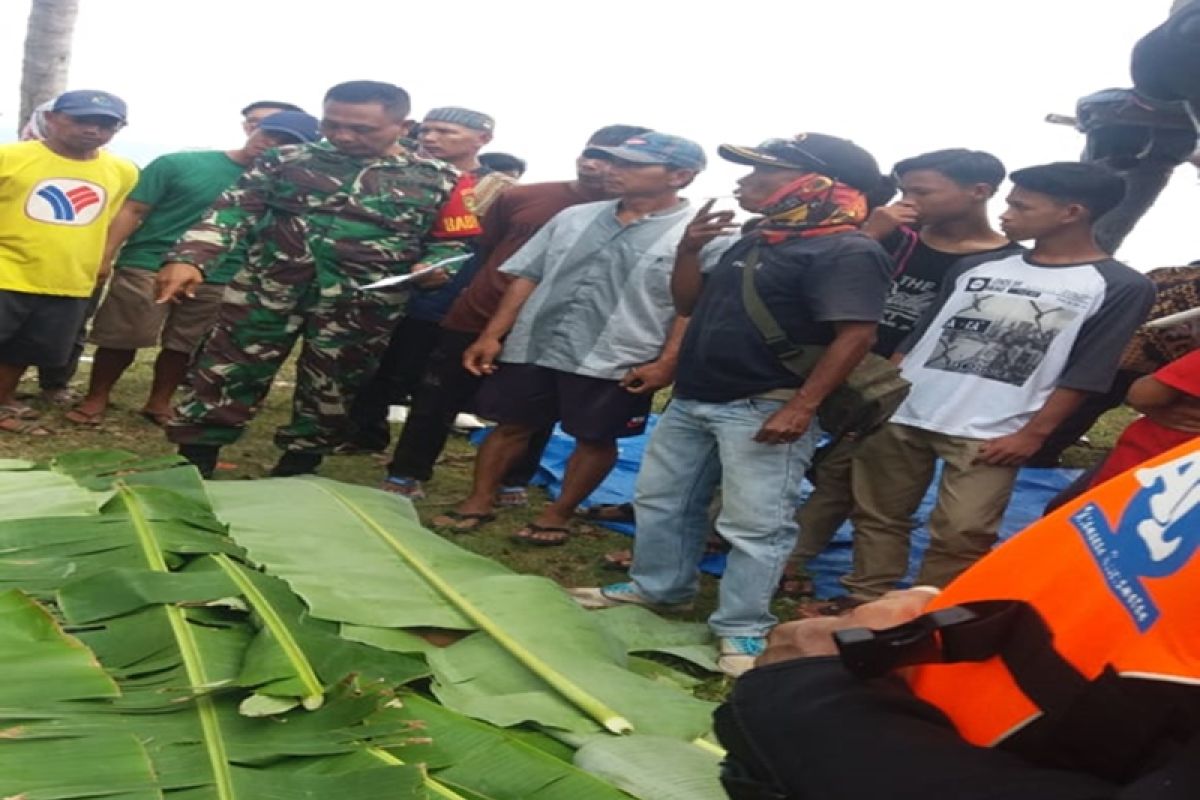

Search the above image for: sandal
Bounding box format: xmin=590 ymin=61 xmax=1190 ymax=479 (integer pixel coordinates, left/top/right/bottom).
xmin=380 ymin=476 xmax=426 ymax=500
xmin=512 ymin=522 xmax=572 ymax=547
xmin=0 ymin=406 xmax=52 ymax=436
xmin=496 ymin=486 xmax=529 ymax=508
xmin=430 ymin=510 xmax=496 ymax=533
xmin=600 ymin=532 xmax=730 ymax=572
xmin=601 ymin=548 xmax=634 ymax=571
xmin=139 ymin=409 xmax=173 ymax=427
xmin=0 ymin=403 xmax=39 ymax=420
xmin=39 ymin=387 xmax=80 ymax=407
xmin=64 ymin=406 xmax=105 ymax=426
xmin=580 ymin=503 xmax=636 ymax=523
xmin=776 ymin=572 xmax=814 ymax=599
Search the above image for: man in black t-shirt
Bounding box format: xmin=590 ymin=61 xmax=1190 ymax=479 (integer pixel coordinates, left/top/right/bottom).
xmin=570 ymin=134 xmax=893 ymax=676
xmin=792 ymin=150 xmax=1019 ymax=606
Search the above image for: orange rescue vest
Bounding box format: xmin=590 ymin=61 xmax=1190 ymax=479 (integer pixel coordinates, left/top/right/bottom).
xmin=906 ymin=439 xmax=1200 ymax=747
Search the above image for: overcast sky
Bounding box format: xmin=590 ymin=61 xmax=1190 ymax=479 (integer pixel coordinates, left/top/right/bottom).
xmin=0 ymin=0 xmax=1194 ymax=269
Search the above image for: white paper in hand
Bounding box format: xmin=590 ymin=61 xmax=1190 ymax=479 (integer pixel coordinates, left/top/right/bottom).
xmin=358 ymin=253 xmax=472 ymax=291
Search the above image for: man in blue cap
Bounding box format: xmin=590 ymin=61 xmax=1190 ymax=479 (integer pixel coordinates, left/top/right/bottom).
xmin=0 ymin=89 xmax=138 ymax=435
xmin=433 ymin=131 xmax=705 ymax=544
xmin=67 ymin=110 xmax=321 ymax=427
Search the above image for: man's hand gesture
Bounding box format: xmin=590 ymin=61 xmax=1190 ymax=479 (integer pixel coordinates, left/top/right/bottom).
xmin=861 ymin=201 xmax=920 ymax=241
xmin=155 ymin=263 xmax=204 ymax=305
xmin=678 ymin=198 xmax=738 ymax=256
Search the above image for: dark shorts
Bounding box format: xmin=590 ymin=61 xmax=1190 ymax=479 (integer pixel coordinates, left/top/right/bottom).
xmin=475 ymin=363 xmax=651 ymax=442
xmin=0 ymin=289 xmax=92 ymax=367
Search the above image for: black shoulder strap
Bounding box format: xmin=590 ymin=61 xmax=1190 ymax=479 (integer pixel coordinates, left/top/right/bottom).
xmin=739 ymin=243 xmax=823 ymax=378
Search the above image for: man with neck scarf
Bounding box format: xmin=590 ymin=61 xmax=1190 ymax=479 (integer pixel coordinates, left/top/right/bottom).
xmin=571 ymin=134 xmax=894 ymax=677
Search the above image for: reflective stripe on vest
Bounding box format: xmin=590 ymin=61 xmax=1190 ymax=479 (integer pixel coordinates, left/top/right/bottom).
xmin=907 ymin=439 xmax=1200 ymax=747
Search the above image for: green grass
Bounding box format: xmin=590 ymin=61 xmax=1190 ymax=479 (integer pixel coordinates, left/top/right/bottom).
xmin=7 ymin=350 xmax=1135 ymax=700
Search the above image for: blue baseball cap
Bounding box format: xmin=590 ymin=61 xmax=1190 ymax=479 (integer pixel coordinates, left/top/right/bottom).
xmin=257 ymin=110 xmax=321 ymax=143
xmin=583 ymin=131 xmax=707 ymax=171
xmin=52 ymin=90 xmax=128 ymax=122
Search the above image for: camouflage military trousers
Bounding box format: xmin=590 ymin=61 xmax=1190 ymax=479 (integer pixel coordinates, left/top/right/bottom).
xmin=166 ymin=263 xmax=404 ymax=453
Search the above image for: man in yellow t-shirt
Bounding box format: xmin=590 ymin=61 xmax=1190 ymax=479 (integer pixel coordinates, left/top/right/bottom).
xmin=0 ymin=89 xmax=137 ymax=435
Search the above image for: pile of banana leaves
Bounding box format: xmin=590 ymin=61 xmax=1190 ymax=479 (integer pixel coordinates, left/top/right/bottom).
xmin=0 ymin=451 xmax=727 ymax=800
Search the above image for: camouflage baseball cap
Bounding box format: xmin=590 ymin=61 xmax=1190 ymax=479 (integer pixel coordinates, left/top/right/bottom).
xmin=583 ymin=132 xmax=707 ymax=171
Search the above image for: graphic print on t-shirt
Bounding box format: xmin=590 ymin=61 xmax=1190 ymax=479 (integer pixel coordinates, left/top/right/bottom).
xmin=25 ymin=178 xmax=107 ymax=225
xmin=881 ymin=273 xmax=940 ymax=336
xmin=923 ymin=275 xmax=1090 ymax=386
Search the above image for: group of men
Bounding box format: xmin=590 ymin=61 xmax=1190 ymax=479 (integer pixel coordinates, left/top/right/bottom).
xmin=0 ymin=80 xmax=1160 ymax=681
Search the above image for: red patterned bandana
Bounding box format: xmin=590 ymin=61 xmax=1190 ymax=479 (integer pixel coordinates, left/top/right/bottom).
xmin=757 ymin=173 xmax=867 ymax=244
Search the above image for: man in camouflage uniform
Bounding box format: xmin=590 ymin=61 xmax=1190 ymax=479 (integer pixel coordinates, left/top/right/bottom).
xmin=156 ymin=80 xmax=479 ymax=477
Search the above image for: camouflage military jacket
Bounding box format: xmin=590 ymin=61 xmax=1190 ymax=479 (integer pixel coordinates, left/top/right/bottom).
xmin=166 ymin=141 xmax=470 ymax=300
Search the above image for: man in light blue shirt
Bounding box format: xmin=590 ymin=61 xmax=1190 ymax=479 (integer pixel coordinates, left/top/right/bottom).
xmin=431 ymin=132 xmax=705 ymax=545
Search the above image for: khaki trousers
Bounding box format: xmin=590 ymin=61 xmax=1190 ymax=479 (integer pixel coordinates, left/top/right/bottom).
xmin=842 ymin=422 xmax=1017 ymax=599
xmin=794 ymin=442 xmax=856 ymax=563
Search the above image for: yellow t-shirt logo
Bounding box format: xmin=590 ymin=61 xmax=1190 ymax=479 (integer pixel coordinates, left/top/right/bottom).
xmin=25 ymin=178 xmax=108 ymax=226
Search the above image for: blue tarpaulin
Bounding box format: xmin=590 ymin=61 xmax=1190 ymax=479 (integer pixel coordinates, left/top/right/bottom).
xmin=478 ymin=416 xmax=1081 ymax=597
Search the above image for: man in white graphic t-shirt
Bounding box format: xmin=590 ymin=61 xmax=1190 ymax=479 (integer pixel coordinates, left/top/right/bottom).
xmin=841 ymin=162 xmax=1156 ymax=601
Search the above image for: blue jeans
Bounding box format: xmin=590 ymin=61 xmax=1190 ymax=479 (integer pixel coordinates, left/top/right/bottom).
xmin=629 ymin=397 xmax=822 ymax=637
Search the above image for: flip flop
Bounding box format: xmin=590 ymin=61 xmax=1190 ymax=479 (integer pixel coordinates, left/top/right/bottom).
xmin=430 ymin=510 xmax=496 ymax=533
xmin=139 ymin=409 xmax=173 ymax=427
xmin=601 ymin=548 xmax=633 ymax=571
xmin=0 ymin=403 xmax=39 ymax=420
xmin=0 ymin=413 xmax=53 ymax=437
xmin=776 ymin=572 xmax=814 ymax=599
xmin=380 ymin=477 xmax=426 ymax=500
xmin=601 ymin=532 xmax=730 ymax=572
xmin=512 ymin=522 xmax=572 ymax=547
xmin=496 ymin=486 xmax=529 ymax=508
xmin=580 ymin=503 xmax=636 ymax=523
xmin=64 ymin=407 xmax=105 ymax=426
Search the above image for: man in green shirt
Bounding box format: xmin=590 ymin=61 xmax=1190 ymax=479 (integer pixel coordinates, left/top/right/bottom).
xmin=66 ymin=110 xmax=320 ymax=427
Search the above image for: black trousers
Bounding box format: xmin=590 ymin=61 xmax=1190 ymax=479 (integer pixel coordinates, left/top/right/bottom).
xmin=386 ymin=328 xmax=550 ymax=486
xmin=349 ymin=316 xmax=445 ymax=450
xmin=715 ymin=657 xmax=1200 ymax=800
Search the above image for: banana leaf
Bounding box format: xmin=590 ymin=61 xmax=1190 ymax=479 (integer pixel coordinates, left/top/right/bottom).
xmin=0 ymin=468 xmax=100 ymax=521
xmin=591 ymin=606 xmax=720 ymax=672
xmin=3 ymin=693 xmax=431 ymax=800
xmin=0 ymin=589 xmax=159 ymax=799
xmin=0 ymin=464 xmax=426 ymax=711
xmin=0 ymin=586 xmax=428 ymax=799
xmin=0 ymin=458 xmax=35 ymax=469
xmin=573 ymin=735 xmax=726 ymax=800
xmin=422 ymin=575 xmax=714 ymax=739
xmin=0 ymin=735 xmax=161 ymax=800
xmin=0 ymin=588 xmax=117 ymax=705
xmin=0 ymin=457 xmax=720 ymax=797
xmin=209 ymin=478 xmax=714 ymax=739
xmin=208 ymin=479 xmax=510 ymax=630
xmin=48 ymin=449 xmax=194 ymax=491
xmin=378 ymin=693 xmax=634 ymax=800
